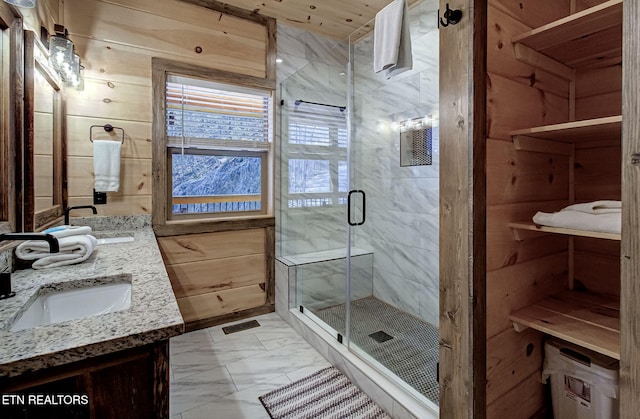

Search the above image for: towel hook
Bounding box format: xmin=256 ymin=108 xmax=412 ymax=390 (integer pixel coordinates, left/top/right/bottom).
xmin=89 ymin=124 xmax=125 ymax=144
xmin=438 ymin=3 xmax=462 ymax=28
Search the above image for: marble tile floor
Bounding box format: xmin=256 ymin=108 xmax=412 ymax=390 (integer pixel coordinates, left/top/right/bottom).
xmin=169 ymin=312 xmax=332 ymax=419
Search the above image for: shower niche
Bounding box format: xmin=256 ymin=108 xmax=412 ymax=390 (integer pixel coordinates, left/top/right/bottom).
xmin=400 ymin=117 xmax=433 ymax=167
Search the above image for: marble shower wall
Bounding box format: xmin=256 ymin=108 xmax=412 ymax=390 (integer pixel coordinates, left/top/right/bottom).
xmin=276 ymin=23 xmax=350 ymax=258
xmin=350 ymin=0 xmax=440 ymax=326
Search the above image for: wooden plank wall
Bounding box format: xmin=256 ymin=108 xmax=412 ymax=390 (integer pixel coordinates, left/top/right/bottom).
xmin=157 ymin=229 xmax=268 ymax=324
xmin=62 ymin=0 xmax=273 ymax=324
xmin=64 ymin=0 xmax=268 ymax=215
xmin=485 ymin=1 xmax=571 ymax=417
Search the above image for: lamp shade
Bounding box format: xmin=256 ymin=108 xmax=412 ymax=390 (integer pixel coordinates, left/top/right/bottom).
xmin=65 ymin=53 xmax=81 ymax=87
xmin=49 ymin=34 xmax=73 ymax=74
xmin=75 ymin=64 xmax=85 ymax=91
xmin=3 ymin=0 xmax=35 ymax=8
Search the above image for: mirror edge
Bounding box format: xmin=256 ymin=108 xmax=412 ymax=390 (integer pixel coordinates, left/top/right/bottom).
xmin=24 ymin=29 xmax=66 ymax=232
xmin=0 ymin=6 xmax=22 ymax=235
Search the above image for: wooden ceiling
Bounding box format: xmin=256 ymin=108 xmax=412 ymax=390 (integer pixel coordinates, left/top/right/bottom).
xmin=192 ymin=0 xmax=418 ymax=39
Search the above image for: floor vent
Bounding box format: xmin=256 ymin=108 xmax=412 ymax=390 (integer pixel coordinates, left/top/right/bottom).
xmin=222 ymin=320 xmax=261 ymax=335
xmin=368 ymin=330 xmax=394 ymax=343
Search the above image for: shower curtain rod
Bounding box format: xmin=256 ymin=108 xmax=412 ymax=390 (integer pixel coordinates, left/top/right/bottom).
xmin=294 ymin=99 xmax=346 ymax=112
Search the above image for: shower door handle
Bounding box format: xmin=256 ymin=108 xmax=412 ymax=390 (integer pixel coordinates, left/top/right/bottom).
xmin=347 ymin=190 xmax=366 ymax=226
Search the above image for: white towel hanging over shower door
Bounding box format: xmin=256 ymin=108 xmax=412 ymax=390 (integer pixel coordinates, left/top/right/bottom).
xmin=373 ymin=0 xmax=413 ymax=78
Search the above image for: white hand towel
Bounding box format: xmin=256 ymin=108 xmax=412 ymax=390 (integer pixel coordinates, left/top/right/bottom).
xmin=374 ymin=0 xmax=413 ymax=78
xmin=561 ymin=200 xmax=621 ymax=214
xmin=15 ymin=235 xmax=97 ymax=269
xmin=93 ymin=140 xmax=121 ymax=192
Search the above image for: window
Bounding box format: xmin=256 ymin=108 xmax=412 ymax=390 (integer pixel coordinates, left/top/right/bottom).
xmin=163 ymin=74 xmax=272 ymax=218
xmin=284 ymin=102 xmax=347 ymax=208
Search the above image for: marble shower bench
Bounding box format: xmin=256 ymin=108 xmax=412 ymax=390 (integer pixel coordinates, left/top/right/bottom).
xmin=277 ymin=248 xmax=374 ymax=311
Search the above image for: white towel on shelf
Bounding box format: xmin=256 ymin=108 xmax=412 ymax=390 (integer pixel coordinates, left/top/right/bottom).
xmin=93 ymin=140 xmax=121 ymax=192
xmin=373 ymin=0 xmax=413 ymax=78
xmin=533 ymin=211 xmax=621 ymax=235
xmin=15 ymin=235 xmax=97 ymax=270
xmin=561 ymin=200 xmax=621 ymax=215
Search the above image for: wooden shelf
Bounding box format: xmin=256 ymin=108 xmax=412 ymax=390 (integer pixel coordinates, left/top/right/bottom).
xmin=508 ymin=221 xmax=621 ymax=241
xmin=510 ymin=290 xmax=620 ymax=359
xmin=511 ymin=116 xmax=622 ymax=143
xmin=512 ymin=0 xmax=622 ymax=69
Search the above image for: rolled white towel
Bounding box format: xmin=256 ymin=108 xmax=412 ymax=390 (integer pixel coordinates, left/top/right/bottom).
xmin=561 ymin=200 xmax=621 ymax=215
xmin=16 ymin=235 xmax=97 ymax=270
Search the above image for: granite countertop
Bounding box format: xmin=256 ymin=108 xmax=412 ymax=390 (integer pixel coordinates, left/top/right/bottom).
xmin=0 ymin=217 xmax=184 ymax=377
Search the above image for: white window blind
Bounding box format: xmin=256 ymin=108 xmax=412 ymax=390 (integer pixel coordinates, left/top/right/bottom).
xmin=166 ymin=75 xmax=271 ymax=151
xmin=287 ymin=103 xmax=347 ymax=147
xmin=285 ymin=101 xmax=348 ymax=208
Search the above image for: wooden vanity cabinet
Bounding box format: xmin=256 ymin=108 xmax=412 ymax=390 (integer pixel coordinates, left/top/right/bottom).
xmin=0 ymin=340 xmax=169 ymax=419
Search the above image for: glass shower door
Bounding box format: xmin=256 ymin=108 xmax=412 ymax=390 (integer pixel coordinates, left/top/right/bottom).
xmin=345 ymin=0 xmax=441 ymax=406
xmin=278 ymin=40 xmax=351 ymax=339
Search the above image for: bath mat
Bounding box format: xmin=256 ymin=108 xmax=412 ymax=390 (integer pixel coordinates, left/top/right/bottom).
xmin=258 ymin=366 xmax=391 ymax=418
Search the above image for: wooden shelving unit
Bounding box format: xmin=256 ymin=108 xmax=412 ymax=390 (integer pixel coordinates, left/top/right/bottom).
xmin=508 ymin=0 xmax=622 ymax=359
xmin=508 ymin=221 xmax=621 ymax=241
xmin=510 ymin=116 xmax=622 ymax=143
xmin=510 ymin=290 xmax=620 ymax=359
xmin=512 ymin=0 xmax=622 ymax=69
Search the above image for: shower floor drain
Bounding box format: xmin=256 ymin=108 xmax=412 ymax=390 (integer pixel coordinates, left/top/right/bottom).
xmin=369 ymin=330 xmax=394 ymax=343
xmin=222 ymin=320 xmax=260 ymax=335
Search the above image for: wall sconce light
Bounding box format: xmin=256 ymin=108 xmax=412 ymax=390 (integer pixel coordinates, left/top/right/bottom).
xmin=399 ymin=116 xmax=433 ymax=133
xmin=3 ymin=0 xmax=35 ymax=8
xmin=49 ymin=24 xmax=73 ymax=74
xmin=48 ymin=24 xmax=83 ymax=90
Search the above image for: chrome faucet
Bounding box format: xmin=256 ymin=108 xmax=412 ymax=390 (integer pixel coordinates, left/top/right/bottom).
xmin=64 ymin=205 xmax=97 ymax=225
xmin=0 ymin=233 xmax=60 ymax=299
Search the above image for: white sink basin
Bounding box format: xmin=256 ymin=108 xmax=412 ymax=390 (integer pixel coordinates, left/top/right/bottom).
xmin=10 ymin=281 xmax=132 ymax=331
xmin=96 ymin=236 xmax=134 ymax=245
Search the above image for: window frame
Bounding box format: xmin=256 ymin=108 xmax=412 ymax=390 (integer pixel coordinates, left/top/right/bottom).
xmin=152 ymin=58 xmax=276 ymax=234
xmin=167 ymin=147 xmax=268 ymax=220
